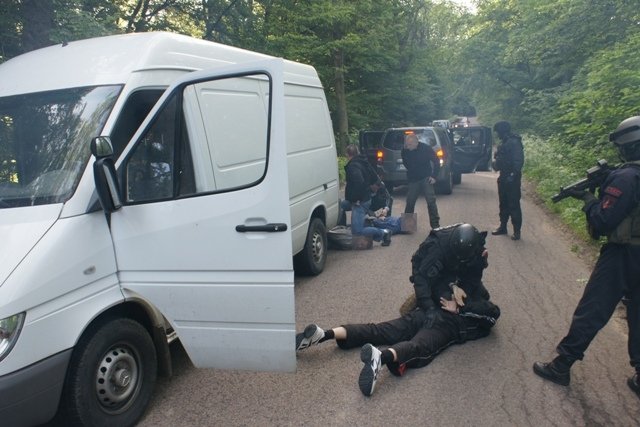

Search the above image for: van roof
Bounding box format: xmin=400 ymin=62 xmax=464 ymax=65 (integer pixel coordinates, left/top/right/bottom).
xmin=0 ymin=32 xmax=320 ymax=96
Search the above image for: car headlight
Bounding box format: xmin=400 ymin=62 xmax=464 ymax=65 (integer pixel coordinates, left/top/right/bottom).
xmin=0 ymin=312 xmax=25 ymax=362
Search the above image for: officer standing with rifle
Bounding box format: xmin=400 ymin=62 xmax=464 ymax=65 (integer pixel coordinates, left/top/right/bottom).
xmin=533 ymin=116 xmax=640 ymax=400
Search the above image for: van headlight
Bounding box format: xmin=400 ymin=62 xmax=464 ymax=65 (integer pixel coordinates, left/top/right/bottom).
xmin=0 ymin=312 xmax=25 ymax=362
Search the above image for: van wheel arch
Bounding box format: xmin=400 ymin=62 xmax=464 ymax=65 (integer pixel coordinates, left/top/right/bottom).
xmin=294 ymin=216 xmax=327 ymax=276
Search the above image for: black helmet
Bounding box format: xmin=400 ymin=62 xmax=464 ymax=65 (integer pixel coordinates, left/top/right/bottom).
xmin=493 ymin=121 xmax=511 ymax=137
xmin=610 ymin=116 xmax=640 ymax=161
xmin=450 ymin=223 xmax=486 ymax=263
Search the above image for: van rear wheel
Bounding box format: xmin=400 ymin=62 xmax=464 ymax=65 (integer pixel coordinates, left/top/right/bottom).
xmin=59 ymin=318 xmax=157 ymax=427
xmin=295 ymin=217 xmax=327 ymax=276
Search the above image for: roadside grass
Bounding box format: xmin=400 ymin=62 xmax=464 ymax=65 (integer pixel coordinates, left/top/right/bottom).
xmin=522 ymin=134 xmax=612 ymax=245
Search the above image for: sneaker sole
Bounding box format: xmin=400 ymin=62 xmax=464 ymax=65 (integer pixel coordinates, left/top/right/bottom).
xmin=358 ymin=345 xmax=377 ymax=396
xmin=295 ymin=324 xmax=319 ymax=351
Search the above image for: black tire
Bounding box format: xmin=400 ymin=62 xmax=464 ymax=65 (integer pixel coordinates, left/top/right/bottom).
xmin=294 ymin=217 xmax=327 ymax=276
xmin=59 ymin=318 xmax=157 ymax=427
xmin=436 ymin=168 xmax=453 ymax=194
xmin=452 ymin=171 xmax=462 ymax=185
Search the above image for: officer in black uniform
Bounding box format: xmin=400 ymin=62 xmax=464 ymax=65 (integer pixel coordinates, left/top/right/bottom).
xmin=295 ymin=224 xmax=500 ymax=396
xmin=491 ymin=121 xmax=524 ymax=240
xmin=533 ymin=116 xmax=640 ymax=400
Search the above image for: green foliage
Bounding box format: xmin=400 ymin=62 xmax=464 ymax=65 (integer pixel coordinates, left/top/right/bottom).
xmin=522 ymin=134 xmax=615 ymax=241
xmin=555 ymin=31 xmax=640 ymax=148
xmin=337 ymin=156 xmax=347 ymax=187
xmin=453 ymin=0 xmax=640 ymax=136
xmin=2 ymin=0 xmax=639 ymax=238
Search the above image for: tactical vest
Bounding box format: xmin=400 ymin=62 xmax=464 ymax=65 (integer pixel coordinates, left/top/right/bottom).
xmin=608 ymin=161 xmax=640 ymax=245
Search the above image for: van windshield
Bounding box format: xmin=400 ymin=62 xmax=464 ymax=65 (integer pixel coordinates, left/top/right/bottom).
xmin=0 ymin=85 xmax=121 ymax=208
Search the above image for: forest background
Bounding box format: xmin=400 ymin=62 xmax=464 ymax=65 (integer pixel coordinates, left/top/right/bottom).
xmin=1 ymin=0 xmax=640 ymax=240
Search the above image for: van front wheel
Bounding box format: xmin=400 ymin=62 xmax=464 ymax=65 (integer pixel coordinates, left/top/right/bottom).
xmin=59 ymin=318 xmax=157 ymax=427
xmin=295 ymin=217 xmax=327 ymax=276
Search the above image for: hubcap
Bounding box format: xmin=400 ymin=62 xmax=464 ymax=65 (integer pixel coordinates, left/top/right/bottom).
xmin=95 ymin=346 xmax=140 ymax=413
xmin=311 ymin=231 xmax=324 ymax=264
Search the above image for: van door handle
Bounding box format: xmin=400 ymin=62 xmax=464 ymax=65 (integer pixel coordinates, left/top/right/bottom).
xmin=235 ymin=223 xmax=288 ymax=233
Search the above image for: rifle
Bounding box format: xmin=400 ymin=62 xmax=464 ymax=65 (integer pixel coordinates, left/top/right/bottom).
xmin=552 ymin=159 xmax=617 ymax=203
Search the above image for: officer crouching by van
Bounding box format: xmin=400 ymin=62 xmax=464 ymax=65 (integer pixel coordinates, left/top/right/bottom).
xmin=533 ymin=116 xmax=640 ymax=399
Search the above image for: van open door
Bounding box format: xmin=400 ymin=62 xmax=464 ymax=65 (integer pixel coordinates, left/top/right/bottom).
xmin=107 ymin=60 xmax=296 ymax=372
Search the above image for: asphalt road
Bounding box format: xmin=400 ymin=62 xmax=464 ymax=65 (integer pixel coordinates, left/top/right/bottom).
xmin=138 ymin=172 xmax=640 ymax=426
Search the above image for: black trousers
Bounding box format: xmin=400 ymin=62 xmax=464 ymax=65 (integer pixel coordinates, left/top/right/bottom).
xmin=337 ymin=310 xmax=489 ymax=370
xmin=497 ymin=174 xmax=522 ymax=230
xmin=557 ymin=243 xmax=640 ymax=371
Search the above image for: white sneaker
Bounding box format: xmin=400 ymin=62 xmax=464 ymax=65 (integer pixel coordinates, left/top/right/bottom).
xmin=358 ymin=343 xmax=383 ymax=396
xmin=295 ymin=324 xmax=325 ymax=351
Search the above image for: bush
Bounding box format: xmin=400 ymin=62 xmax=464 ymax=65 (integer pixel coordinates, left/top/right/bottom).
xmin=337 ymin=156 xmax=347 ymax=187
xmin=522 ymin=134 xmax=614 ymax=242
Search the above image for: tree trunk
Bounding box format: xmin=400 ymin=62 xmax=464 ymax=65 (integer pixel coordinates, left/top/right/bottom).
xmin=333 ymin=49 xmax=349 ymax=153
xmin=20 ymin=0 xmax=54 ymax=53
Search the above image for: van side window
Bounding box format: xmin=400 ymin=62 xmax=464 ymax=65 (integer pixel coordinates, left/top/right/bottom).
xmin=126 ymin=96 xmax=180 ymax=202
xmin=123 ymin=73 xmax=270 ymax=203
xmin=110 ymin=89 xmax=165 ymax=160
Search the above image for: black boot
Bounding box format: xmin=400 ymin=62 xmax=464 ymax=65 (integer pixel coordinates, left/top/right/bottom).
xmin=511 ymin=229 xmax=521 ymax=240
xmin=492 ymin=224 xmax=507 ymax=235
xmin=628 ymin=373 xmax=640 ymax=399
xmin=533 ymin=356 xmax=573 ymax=386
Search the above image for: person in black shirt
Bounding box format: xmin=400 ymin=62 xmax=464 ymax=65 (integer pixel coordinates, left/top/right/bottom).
xmin=402 ymin=133 xmax=441 ymax=229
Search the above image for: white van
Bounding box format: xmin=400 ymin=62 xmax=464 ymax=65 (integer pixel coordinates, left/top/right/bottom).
xmin=0 ymin=32 xmax=338 ymax=426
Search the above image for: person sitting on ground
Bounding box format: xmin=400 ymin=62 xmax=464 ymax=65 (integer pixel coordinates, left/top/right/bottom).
xmin=295 ymin=223 xmax=500 ymax=396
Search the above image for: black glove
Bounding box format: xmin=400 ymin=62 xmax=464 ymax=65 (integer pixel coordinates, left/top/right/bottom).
xmin=566 ymin=188 xmax=597 ymax=202
xmin=565 ymin=188 xmax=588 ymax=200
xmin=423 ymin=308 xmax=444 ymax=328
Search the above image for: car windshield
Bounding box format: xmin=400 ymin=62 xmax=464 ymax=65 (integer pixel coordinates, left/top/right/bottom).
xmin=0 ymin=85 xmax=121 ymax=208
xmin=382 ymin=129 xmax=437 ymax=150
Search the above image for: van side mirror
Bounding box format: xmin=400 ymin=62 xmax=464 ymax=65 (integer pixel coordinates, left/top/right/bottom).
xmin=91 ymin=136 xmax=114 ymax=159
xmin=91 ymin=136 xmax=121 ymax=213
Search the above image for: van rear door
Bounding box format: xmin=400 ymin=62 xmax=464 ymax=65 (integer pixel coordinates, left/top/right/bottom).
xmin=108 ymin=60 xmax=296 ymax=372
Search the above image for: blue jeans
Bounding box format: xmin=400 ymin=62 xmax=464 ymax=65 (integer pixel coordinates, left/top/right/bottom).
xmin=351 ymin=200 xmax=384 ymax=241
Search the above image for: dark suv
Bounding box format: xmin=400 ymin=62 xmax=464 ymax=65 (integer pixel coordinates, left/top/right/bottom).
xmin=377 ymin=126 xmax=456 ymax=194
